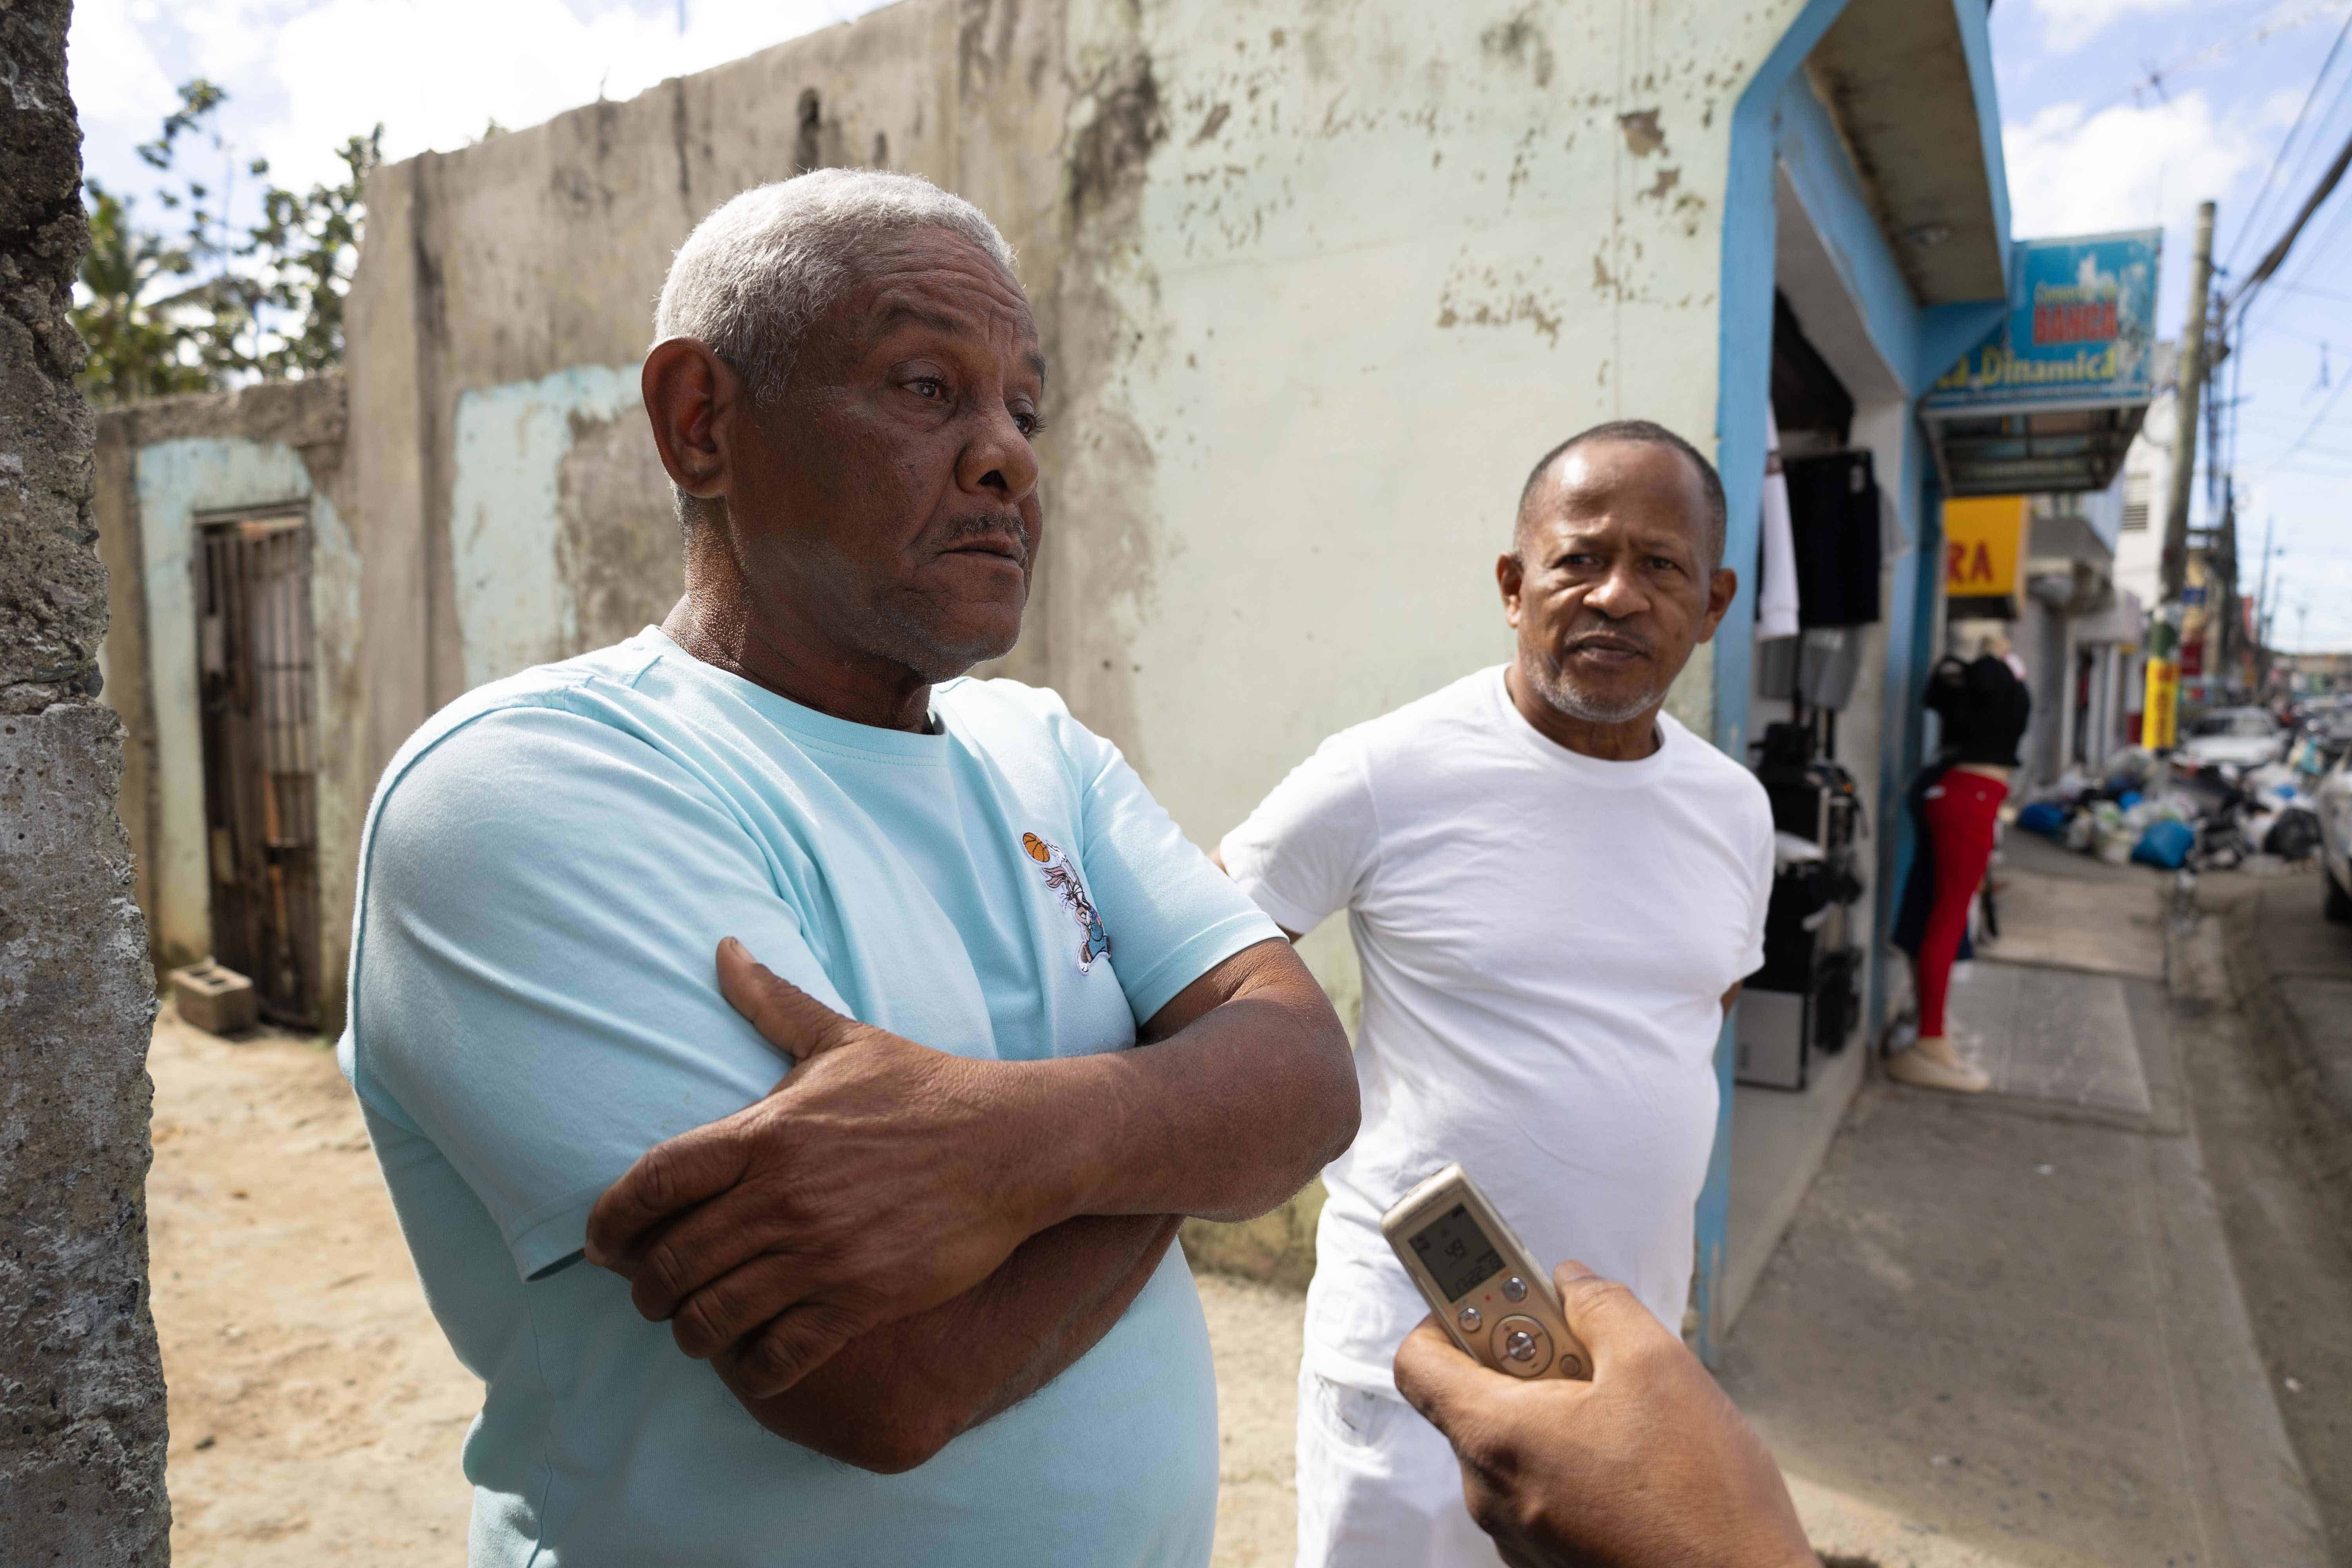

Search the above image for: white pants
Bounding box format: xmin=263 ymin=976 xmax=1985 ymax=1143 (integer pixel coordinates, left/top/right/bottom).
xmin=1294 ymin=1368 xmax=1506 ymax=1568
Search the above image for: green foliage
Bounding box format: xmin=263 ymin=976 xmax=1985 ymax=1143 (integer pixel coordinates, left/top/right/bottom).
xmin=245 ymin=127 xmax=384 ymax=379
xmin=71 ymin=78 xmax=385 ymax=406
xmin=74 ymin=180 xmax=216 ymax=404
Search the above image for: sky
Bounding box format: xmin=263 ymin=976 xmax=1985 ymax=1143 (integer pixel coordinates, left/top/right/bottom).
xmin=1994 ymin=0 xmax=2352 ymax=651
xmin=65 ymin=0 xmax=2352 ymax=650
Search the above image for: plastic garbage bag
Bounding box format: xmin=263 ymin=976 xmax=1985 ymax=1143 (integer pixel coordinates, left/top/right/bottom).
xmin=2264 ymin=806 xmax=2324 ymax=862
xmin=2244 ymin=808 xmax=2283 ymax=853
xmin=2064 ymin=811 xmax=2096 ymax=853
xmin=2247 ymin=762 xmax=2298 ymax=796
xmin=2016 ymin=801 xmax=2070 ymax=838
xmin=2132 ymin=818 xmax=2196 ymax=869
xmin=2048 ymin=768 xmax=2095 ymax=803
xmin=2092 ymin=801 xmax=2135 ymax=864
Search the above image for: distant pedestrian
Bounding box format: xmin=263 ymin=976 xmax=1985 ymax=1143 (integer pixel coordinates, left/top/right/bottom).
xmin=1889 ymin=638 xmax=2031 ymax=1093
xmin=1218 ymin=421 xmax=1773 ymax=1568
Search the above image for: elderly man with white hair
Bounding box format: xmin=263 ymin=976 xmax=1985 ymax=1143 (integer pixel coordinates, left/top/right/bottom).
xmin=339 ymin=170 xmax=1357 ymax=1566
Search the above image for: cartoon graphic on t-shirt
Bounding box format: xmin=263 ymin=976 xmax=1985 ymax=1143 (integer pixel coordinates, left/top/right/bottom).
xmin=1022 ymin=831 xmax=1110 ymax=973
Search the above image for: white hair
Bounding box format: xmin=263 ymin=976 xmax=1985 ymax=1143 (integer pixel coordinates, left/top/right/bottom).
xmin=652 ymin=168 xmax=1016 ymax=530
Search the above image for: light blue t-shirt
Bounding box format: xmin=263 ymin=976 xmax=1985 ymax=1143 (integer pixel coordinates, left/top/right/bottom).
xmin=338 ymin=628 xmax=1280 ymax=1567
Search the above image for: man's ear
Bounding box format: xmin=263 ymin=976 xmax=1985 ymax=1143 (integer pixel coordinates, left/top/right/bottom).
xmin=1497 ymin=552 xmax=1526 ymax=630
xmin=1694 ymin=566 xmax=1739 ymax=644
xmin=643 ymin=337 xmax=738 ymax=513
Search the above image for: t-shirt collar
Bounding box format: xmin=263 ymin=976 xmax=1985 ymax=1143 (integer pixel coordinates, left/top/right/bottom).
xmin=1489 ymin=665 xmax=1679 ymax=786
xmin=645 ymin=627 xmax=953 ymax=763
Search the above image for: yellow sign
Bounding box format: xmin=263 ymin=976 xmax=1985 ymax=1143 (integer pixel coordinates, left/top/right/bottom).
xmin=2143 ymin=658 xmax=2178 ymax=751
xmin=1943 ymin=496 xmax=2026 ymax=598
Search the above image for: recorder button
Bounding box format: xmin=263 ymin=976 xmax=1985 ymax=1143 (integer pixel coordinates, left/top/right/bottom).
xmin=1501 ymin=1276 xmax=1528 ymax=1302
xmin=1494 ymin=1316 xmax=1553 ymax=1378
xmin=1457 ymin=1307 xmax=1483 ymax=1332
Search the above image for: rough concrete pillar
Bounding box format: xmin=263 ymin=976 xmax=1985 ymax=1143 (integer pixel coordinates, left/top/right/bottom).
xmin=0 ymin=0 xmax=174 ymax=1561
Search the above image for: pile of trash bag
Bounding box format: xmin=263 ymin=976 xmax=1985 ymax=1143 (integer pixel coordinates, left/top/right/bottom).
xmin=2007 ymin=747 xmax=2324 ymax=873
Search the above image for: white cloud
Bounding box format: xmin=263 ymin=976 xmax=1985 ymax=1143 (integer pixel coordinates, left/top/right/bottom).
xmin=67 ymin=0 xmax=885 ymax=200
xmin=2031 ymin=0 xmax=2199 ymax=56
xmin=2002 ymin=92 xmax=2266 ymax=236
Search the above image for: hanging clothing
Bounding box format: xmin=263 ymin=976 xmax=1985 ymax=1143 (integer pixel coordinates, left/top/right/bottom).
xmin=1924 ymin=653 xmax=2032 ymax=767
xmin=1912 ymin=769 xmax=2007 ymax=1038
xmin=1755 ymin=407 xmax=1800 ymax=641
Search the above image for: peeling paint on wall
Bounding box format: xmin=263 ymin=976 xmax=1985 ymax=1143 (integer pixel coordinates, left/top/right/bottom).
xmin=448 ymin=364 xmax=672 ymax=689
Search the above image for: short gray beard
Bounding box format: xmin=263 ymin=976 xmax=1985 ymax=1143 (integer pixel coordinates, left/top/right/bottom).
xmin=1525 ymin=651 xmax=1664 ymax=726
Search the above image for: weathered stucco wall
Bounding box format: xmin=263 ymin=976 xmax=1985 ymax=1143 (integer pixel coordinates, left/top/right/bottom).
xmin=0 ymin=0 xmax=171 ymax=1554
xmin=94 ymin=380 xmax=361 ymax=1032
xmin=342 ymin=0 xmax=1802 ymax=959
xmin=1047 ymin=0 xmax=1806 ymax=1016
xmin=335 ymin=0 xmax=1817 ymax=1283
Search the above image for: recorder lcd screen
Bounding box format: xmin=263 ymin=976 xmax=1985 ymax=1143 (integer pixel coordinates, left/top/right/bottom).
xmin=1410 ymin=1203 xmax=1506 ymax=1301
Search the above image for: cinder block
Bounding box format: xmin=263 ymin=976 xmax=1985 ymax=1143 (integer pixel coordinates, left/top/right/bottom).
xmin=168 ymin=960 xmax=258 ymax=1037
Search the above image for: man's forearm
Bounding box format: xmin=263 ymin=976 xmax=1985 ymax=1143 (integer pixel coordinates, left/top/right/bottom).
xmin=1002 ymin=937 xmax=1357 ymax=1227
xmin=717 ymin=1212 xmax=1179 ymax=1472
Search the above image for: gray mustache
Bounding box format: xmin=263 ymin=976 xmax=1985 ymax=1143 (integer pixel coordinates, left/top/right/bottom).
xmin=940 ymin=513 xmax=1031 ymax=566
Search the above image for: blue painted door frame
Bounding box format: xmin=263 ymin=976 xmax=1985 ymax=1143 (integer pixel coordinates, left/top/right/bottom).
xmin=1694 ymin=0 xmax=2006 ymax=1365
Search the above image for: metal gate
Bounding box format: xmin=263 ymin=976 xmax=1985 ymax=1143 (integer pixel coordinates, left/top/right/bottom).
xmin=196 ymin=513 xmax=321 ymax=1028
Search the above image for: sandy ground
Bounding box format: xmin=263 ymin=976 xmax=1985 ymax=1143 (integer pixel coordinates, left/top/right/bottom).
xmin=146 ymin=1009 xmax=1302 ymax=1565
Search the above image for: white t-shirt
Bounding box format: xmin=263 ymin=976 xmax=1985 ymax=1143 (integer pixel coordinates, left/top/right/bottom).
xmin=1220 ymin=666 xmax=1773 ymax=1391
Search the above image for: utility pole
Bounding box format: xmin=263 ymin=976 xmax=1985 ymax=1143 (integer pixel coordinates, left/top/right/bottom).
xmin=2254 ymin=515 xmax=2276 ymax=695
xmin=2160 ymin=201 xmax=2215 ymax=604
xmin=2146 ymin=199 xmax=2216 ymax=750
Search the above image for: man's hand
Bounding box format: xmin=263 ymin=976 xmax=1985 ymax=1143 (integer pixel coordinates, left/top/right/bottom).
xmin=1392 ymin=1261 xmax=1818 ymax=1568
xmin=584 ymin=938 xmax=1064 ymax=1398
xmin=588 ymin=928 xmax=1351 ymax=1404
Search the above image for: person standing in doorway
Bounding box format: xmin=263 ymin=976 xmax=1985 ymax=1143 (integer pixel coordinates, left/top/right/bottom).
xmin=1887 ymin=638 xmax=2031 ymax=1093
xmin=1217 ymin=422 xmax=1775 ymax=1568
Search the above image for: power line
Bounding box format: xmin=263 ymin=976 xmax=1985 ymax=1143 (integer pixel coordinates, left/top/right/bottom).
xmin=2263 ymin=367 xmax=2352 ymax=470
xmin=2274 ymin=279 xmax=2352 ymax=306
xmin=2229 ymin=9 xmax=2352 ymax=269
xmin=2102 ymin=1 xmax=2352 ymax=118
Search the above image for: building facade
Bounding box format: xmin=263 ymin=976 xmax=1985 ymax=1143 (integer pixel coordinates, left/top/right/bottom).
xmin=100 ymin=0 xmax=2022 ymax=1353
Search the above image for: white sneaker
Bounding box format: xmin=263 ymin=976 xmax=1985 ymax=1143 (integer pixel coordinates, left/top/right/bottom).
xmin=1886 ymin=1044 xmax=1991 ymax=1093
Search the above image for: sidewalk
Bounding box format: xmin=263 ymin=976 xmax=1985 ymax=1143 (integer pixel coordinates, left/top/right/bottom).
xmin=1715 ymin=836 xmax=2330 ymax=1568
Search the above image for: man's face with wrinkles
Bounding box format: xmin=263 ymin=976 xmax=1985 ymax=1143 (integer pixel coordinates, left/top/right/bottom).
xmin=732 ymin=227 xmax=1046 ymax=680
xmin=1503 ymin=440 xmax=1731 ymax=726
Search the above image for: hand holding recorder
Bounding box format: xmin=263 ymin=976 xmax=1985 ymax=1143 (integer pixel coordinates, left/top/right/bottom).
xmin=1393 ymin=1255 xmax=1820 ymax=1568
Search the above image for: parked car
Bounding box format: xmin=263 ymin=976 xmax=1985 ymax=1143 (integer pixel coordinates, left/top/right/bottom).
xmin=2322 ymin=748 xmax=2352 ymax=924
xmin=2178 ymin=707 xmax=2287 ymax=769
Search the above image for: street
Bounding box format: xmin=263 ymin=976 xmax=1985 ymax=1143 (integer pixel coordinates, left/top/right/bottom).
xmin=142 ymin=831 xmax=2352 ymax=1567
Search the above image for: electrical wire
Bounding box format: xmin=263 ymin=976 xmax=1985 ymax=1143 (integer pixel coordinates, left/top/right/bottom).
xmin=2095 ymin=1 xmax=2352 ymax=118
xmin=2228 ymin=9 xmax=2352 ymax=271
xmin=2262 ymin=361 xmax=2352 ymax=472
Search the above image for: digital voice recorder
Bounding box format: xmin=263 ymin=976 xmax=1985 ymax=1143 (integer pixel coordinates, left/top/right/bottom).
xmin=1381 ymin=1163 xmax=1592 ymax=1381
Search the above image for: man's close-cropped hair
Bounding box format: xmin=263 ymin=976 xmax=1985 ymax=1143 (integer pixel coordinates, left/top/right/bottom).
xmin=653 ymin=168 xmax=1017 ymax=532
xmin=1515 ymin=419 xmax=1729 ymax=571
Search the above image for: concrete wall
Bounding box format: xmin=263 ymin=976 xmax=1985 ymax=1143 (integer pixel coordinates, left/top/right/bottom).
xmin=0 ymin=0 xmax=171 ymax=1554
xmin=94 ymin=379 xmax=361 ymax=1031
xmin=341 ymin=0 xmax=1808 ymax=1027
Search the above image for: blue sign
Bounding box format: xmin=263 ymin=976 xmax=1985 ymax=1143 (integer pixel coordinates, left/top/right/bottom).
xmin=1924 ymin=229 xmax=2163 ymax=415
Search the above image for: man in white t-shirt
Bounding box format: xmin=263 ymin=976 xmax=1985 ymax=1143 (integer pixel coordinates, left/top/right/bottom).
xmin=1218 ymin=420 xmax=1775 ymax=1568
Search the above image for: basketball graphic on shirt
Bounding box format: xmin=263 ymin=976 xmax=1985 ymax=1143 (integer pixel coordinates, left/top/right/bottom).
xmin=1022 ymin=832 xmax=1110 ymax=973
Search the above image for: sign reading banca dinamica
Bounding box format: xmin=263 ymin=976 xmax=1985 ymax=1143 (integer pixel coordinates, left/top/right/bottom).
xmin=1923 ymin=229 xmax=2163 ymax=416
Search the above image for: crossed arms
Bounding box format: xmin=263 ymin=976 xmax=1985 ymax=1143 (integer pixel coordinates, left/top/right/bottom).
xmin=583 ymin=934 xmax=1356 ymax=1473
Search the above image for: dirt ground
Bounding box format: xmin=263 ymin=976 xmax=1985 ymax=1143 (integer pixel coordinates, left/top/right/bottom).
xmin=145 ymin=1009 xmax=1301 ymax=1565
